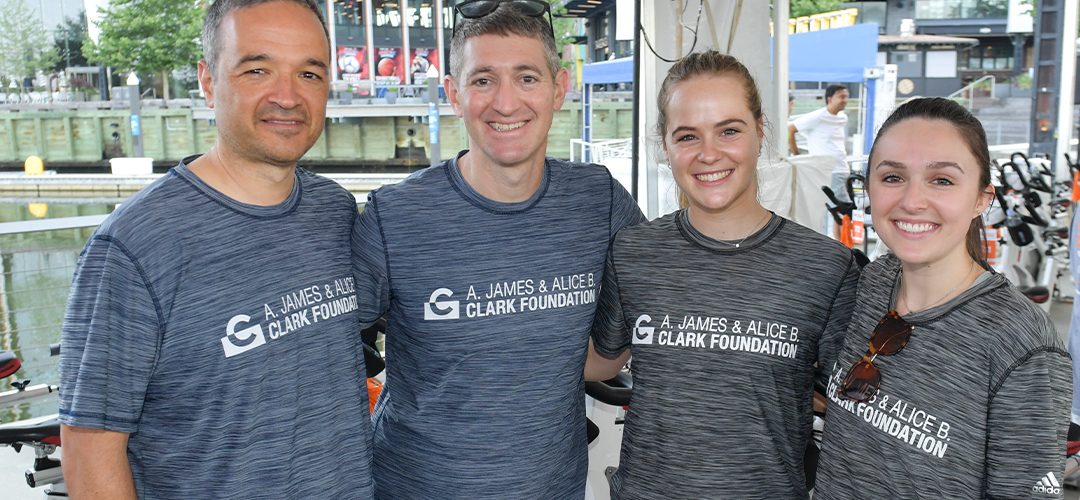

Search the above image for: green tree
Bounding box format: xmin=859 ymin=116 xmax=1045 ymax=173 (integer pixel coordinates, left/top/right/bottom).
xmin=790 ymin=0 xmax=843 ymax=18
xmin=54 ymin=10 xmax=89 ymax=71
xmin=0 ymin=0 xmax=60 ymax=91
xmin=85 ymin=0 xmax=205 ymax=103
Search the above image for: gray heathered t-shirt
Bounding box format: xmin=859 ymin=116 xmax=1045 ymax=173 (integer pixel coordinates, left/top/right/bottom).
xmin=59 ymin=159 xmax=374 ymax=499
xmin=592 ymin=209 xmax=859 ymax=500
xmin=351 ymin=153 xmax=644 ymax=500
xmin=815 ymin=254 xmax=1071 ymax=500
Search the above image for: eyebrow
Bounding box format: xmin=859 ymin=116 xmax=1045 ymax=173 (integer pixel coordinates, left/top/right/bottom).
xmin=235 ymin=54 xmax=329 ymax=71
xmin=465 ymin=63 xmax=545 ymax=79
xmin=874 ymin=159 xmax=965 ymax=173
xmin=669 ymin=118 xmax=747 ymax=137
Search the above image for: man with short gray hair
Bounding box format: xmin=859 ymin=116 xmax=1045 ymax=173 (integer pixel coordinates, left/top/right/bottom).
xmin=352 ymin=1 xmax=644 ymax=498
xmin=58 ymin=1 xmax=374 ymax=498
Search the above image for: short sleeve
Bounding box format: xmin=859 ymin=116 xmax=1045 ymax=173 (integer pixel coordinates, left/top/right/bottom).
xmin=591 ymin=242 xmax=630 ymax=356
xmin=609 ymin=174 xmax=645 ymax=239
xmin=352 ymin=193 xmax=391 ymax=327
xmin=58 ymin=236 xmax=161 ymax=434
xmin=816 ymin=254 xmax=859 ymax=388
xmin=791 ymin=108 xmax=821 ymax=133
xmin=985 ymin=348 xmax=1071 ymax=499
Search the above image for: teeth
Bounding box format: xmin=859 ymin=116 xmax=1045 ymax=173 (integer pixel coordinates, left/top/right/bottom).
xmin=490 ymin=121 xmax=526 ymax=131
xmin=695 ymin=170 xmax=732 ymax=182
xmin=895 ymin=221 xmax=938 ymax=233
xmin=267 ymin=120 xmax=299 ymax=124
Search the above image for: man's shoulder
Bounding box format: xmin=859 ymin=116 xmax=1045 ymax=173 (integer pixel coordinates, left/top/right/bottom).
xmin=368 ymin=163 xmax=450 ymax=204
xmin=297 ymin=168 xmax=357 ymax=205
xmin=95 ymin=169 xmax=194 ymax=239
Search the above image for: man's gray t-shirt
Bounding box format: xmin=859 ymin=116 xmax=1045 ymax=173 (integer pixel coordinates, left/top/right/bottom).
xmin=351 ymin=153 xmax=644 ymax=499
xmin=59 ymin=159 xmax=373 ymax=498
xmin=592 ymin=210 xmax=859 ymax=500
xmin=816 ymin=254 xmax=1071 ymax=500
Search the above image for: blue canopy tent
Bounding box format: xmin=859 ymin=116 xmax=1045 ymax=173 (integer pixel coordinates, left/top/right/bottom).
xmin=783 ymin=23 xmax=880 ymax=153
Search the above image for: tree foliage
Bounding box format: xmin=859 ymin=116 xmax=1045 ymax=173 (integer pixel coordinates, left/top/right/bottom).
xmin=790 ymin=0 xmax=844 ymax=18
xmin=85 ymin=0 xmax=205 ymax=75
xmin=0 ymin=0 xmax=60 ymax=88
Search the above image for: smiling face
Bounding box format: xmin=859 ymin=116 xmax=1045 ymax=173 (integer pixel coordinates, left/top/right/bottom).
xmin=198 ymin=1 xmax=330 ymax=168
xmin=663 ymin=74 xmax=763 ymax=217
xmin=445 ymin=34 xmax=569 ymax=172
xmin=868 ymin=118 xmax=993 ymax=268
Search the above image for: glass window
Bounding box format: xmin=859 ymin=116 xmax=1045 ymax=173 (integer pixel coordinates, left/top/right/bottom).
xmin=335 ymin=0 xmax=365 ymax=26
xmin=916 ymin=0 xmax=1008 ymax=19
xmin=407 ymin=0 xmax=434 ymax=28
xmin=374 ymin=0 xmax=401 ymax=27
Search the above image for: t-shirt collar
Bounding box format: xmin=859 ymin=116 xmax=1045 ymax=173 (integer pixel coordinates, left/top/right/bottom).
xmin=174 ymin=155 xmax=303 ymax=218
xmin=445 ymin=149 xmax=550 ymax=213
xmin=675 ymin=208 xmax=782 ymax=253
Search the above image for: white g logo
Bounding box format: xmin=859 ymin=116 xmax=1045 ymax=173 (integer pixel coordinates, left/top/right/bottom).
xmin=221 ymin=314 xmax=267 ymax=358
xmin=424 ymin=288 xmax=459 ymax=320
xmin=632 ymin=314 xmax=654 ymax=344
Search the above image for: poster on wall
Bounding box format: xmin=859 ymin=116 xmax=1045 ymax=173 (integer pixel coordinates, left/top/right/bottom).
xmin=337 ymin=46 xmax=369 ymax=82
xmin=375 ymin=48 xmax=404 ymax=85
xmin=409 ymin=48 xmax=439 ymax=85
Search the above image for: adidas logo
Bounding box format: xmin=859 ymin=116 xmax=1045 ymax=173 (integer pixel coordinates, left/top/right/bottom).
xmin=1032 ymin=471 xmax=1062 ymax=496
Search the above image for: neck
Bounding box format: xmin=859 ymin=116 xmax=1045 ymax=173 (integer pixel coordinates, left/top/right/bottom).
xmin=186 ymin=145 xmax=296 ymax=206
xmin=826 ymin=103 xmax=843 ymax=115
xmin=458 ymin=151 xmax=545 ymax=203
xmin=686 ymin=197 xmax=771 ymax=242
xmin=897 ymin=252 xmax=981 ymax=315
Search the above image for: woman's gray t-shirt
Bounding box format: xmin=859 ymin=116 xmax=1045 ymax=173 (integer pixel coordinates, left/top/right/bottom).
xmin=592 ymin=209 xmax=859 ymax=500
xmin=816 ymin=254 xmax=1071 ymax=500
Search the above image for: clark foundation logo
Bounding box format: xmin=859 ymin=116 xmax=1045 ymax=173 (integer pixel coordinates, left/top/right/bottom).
xmin=1032 ymin=472 xmax=1062 ymax=496
xmin=424 ymin=288 xmax=460 ymax=320
xmin=632 ymin=314 xmax=654 ymax=344
xmin=221 ymin=314 xmax=266 ymax=358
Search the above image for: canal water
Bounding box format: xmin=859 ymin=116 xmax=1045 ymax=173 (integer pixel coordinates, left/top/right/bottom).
xmin=0 ymin=203 xmax=114 ymax=425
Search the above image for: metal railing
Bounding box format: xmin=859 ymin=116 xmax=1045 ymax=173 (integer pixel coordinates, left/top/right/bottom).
xmin=0 ymin=215 xmax=107 ymax=424
xmin=569 ymin=138 xmax=632 ymax=164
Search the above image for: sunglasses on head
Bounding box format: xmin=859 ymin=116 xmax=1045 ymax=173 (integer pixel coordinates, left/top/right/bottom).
xmin=839 ymin=310 xmax=913 ymax=402
xmin=452 ymin=0 xmax=556 ymax=41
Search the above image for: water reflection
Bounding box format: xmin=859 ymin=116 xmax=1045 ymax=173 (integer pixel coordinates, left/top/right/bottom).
xmin=0 ymin=204 xmax=114 ymax=424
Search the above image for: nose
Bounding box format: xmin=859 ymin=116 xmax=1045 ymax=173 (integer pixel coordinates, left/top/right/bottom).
xmin=696 ymin=135 xmax=722 ymax=164
xmin=491 ymin=80 xmax=521 ymax=116
xmin=898 ymin=182 xmax=929 ymax=213
xmin=267 ymin=74 xmax=302 ymax=110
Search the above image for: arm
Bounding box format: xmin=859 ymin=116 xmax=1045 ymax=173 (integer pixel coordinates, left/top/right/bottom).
xmin=984 ymin=348 xmax=1071 ymax=499
xmin=61 ymin=425 xmax=137 ymax=500
xmin=353 ymin=194 xmax=392 ymax=328
xmin=788 ymin=123 xmax=799 ymax=155
xmin=58 ymin=237 xmax=160 ymax=499
xmin=815 ymin=254 xmax=860 ymax=389
xmin=585 ymin=339 xmax=631 ymax=382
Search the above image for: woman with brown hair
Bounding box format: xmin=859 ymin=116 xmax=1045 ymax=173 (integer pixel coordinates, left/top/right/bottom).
xmin=814 ymin=97 xmax=1070 ymax=499
xmin=584 ymin=50 xmax=859 ymax=499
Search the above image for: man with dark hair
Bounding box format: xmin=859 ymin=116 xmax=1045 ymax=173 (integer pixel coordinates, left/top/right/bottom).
xmin=58 ymin=1 xmax=373 ymax=498
xmin=789 ymin=84 xmax=850 ymax=237
xmin=352 ymin=1 xmax=644 ymax=498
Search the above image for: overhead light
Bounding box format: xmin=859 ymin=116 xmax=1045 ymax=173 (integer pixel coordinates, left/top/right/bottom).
xmin=581 ymin=3 xmax=595 ymax=7
xmin=567 ymin=9 xmax=586 ymax=13
xmin=586 ymin=0 xmax=602 ymax=3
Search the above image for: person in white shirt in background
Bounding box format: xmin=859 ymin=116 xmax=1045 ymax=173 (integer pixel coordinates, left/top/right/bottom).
xmin=788 ymin=84 xmax=850 ymax=239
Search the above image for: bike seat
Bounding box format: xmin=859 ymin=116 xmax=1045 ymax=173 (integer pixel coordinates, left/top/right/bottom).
xmin=0 ymin=350 xmax=20 ymax=378
xmin=0 ymin=417 xmax=60 ymax=446
xmin=585 ymin=371 xmax=633 ymax=407
xmin=1019 ymin=286 xmax=1050 ymax=304
xmin=1042 ymin=226 xmax=1068 ymax=239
